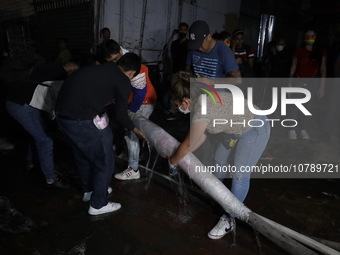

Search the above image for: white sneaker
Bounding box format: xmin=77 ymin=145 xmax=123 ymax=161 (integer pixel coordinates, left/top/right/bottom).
xmin=83 ymin=187 xmax=113 ymax=202
xmin=300 ymin=130 xmax=310 ymax=140
xmin=208 ymin=217 xmax=233 ymax=240
xmin=114 ymin=167 xmax=140 ymax=180
xmin=288 ymin=130 xmax=297 ymax=140
xmin=88 ymin=202 xmax=121 ymax=215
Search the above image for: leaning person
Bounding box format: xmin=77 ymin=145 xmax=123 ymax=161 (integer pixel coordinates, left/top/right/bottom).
xmin=167 ymin=72 xmax=270 ymax=239
xmin=97 ymin=39 xmax=157 ymax=180
xmin=56 ymin=53 xmax=145 ymax=216
xmin=6 ymin=62 xmax=79 ymax=188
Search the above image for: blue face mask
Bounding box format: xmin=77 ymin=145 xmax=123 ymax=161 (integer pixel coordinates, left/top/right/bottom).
xmin=178 ymin=103 xmax=190 ymax=114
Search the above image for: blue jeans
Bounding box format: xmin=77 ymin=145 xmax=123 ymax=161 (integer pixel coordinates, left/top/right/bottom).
xmin=57 ymin=117 xmax=114 ymax=209
xmin=128 ymin=104 xmax=154 ymax=170
xmin=213 ymin=114 xmax=270 ymax=221
xmin=5 ymin=101 xmax=56 ymax=181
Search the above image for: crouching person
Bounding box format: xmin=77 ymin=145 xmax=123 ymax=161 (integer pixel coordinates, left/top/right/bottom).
xmin=5 ymin=62 xmax=79 ymax=188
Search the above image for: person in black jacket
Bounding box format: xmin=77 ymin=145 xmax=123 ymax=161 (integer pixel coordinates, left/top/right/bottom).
xmin=56 ymin=53 xmax=145 ymax=216
xmin=267 ymin=39 xmax=292 ymax=78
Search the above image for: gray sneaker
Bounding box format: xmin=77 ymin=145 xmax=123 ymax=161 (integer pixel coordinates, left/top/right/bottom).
xmin=114 ymin=167 xmax=140 ymax=180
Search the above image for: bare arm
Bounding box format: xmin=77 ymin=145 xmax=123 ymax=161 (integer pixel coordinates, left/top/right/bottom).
xmin=290 ymin=58 xmax=297 ymax=78
xmin=248 ymin=57 xmax=254 ymax=67
xmin=132 ymin=127 xmax=146 ymax=140
xmin=320 ymin=55 xmax=327 ymax=78
xmin=169 ymin=121 xmax=208 ymax=165
xmin=227 ymin=68 xmax=242 ymax=86
xmin=196 ymin=69 xmax=242 ymax=87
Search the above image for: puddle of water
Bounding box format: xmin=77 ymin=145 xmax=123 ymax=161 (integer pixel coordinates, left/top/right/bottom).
xmin=68 ymin=239 xmax=87 ymax=255
xmin=138 ymin=117 xmax=193 ymax=221
xmin=0 ymin=196 xmax=35 ymax=233
xmin=53 ymin=237 xmax=90 ymax=255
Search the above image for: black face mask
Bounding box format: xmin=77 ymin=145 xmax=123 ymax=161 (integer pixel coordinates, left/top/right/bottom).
xmin=179 ymin=32 xmax=187 ymax=39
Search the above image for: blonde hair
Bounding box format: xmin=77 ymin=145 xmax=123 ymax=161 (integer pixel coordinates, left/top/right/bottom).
xmin=171 ymin=71 xmax=202 ymax=102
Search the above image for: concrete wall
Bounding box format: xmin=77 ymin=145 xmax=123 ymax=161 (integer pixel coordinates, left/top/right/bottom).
xmin=96 ymin=0 xmax=241 ymax=62
xmin=0 ymin=0 xmax=242 ymax=62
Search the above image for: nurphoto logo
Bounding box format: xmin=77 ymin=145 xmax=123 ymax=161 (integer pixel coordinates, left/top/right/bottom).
xmin=199 ymin=84 xmax=312 ymax=128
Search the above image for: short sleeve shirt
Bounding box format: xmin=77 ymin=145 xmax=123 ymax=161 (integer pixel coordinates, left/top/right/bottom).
xmin=192 ymin=91 xmax=253 ymax=135
xmin=293 ymin=46 xmax=327 ymax=78
xmin=234 ymin=44 xmax=254 ymax=60
xmin=186 ymin=40 xmax=239 ymax=78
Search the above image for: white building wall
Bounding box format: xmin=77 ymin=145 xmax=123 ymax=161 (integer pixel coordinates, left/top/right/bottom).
xmin=0 ymin=0 xmax=34 ymax=21
xmin=96 ymin=0 xmax=241 ymax=62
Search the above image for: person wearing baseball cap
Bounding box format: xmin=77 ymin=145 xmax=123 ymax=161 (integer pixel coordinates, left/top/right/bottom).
xmin=187 ymin=20 xmax=210 ymax=51
xmin=185 ymin=20 xmax=241 ymax=82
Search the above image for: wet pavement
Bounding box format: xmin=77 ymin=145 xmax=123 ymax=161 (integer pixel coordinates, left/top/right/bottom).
xmin=1 ymin=99 xmax=340 ymax=255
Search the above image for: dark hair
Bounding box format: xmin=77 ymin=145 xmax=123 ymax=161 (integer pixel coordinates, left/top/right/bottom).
xmin=212 ymin=32 xmax=220 ymax=40
xmin=179 ymin=22 xmax=189 ymax=29
xmin=117 ymin=53 xmax=141 ymax=77
xmin=103 ymin=40 xmax=120 ymax=56
xmin=219 ymin=31 xmax=231 ymax=41
xmin=302 ymin=28 xmax=322 ymax=64
xmin=232 ymin=29 xmax=243 ymax=37
xmin=97 ymin=39 xmax=120 ymax=64
xmin=101 ymin=27 xmax=110 ymax=33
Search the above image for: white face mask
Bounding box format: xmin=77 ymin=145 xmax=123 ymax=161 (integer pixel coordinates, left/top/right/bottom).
xmin=276 ymin=45 xmax=284 ymax=52
xmin=178 ymin=103 xmax=190 ymax=114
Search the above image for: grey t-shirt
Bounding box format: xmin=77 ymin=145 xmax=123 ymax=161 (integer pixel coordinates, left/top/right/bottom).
xmin=192 ymin=91 xmax=254 ymax=135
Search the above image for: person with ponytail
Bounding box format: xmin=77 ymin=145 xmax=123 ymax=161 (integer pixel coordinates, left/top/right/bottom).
xmin=167 ymin=72 xmax=271 ymax=240
xmin=288 ymin=28 xmax=327 ymax=140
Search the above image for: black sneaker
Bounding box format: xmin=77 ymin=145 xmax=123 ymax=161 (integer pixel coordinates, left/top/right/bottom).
xmin=45 ymin=178 xmax=70 ymax=189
